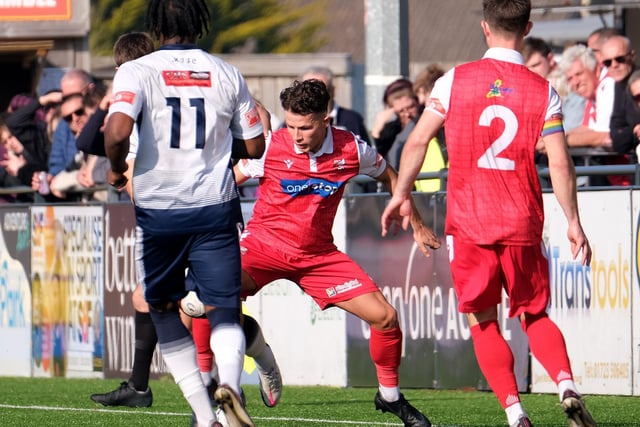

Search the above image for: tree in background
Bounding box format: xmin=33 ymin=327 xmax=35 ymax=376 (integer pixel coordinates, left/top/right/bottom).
xmin=90 ymin=0 xmax=326 ymax=55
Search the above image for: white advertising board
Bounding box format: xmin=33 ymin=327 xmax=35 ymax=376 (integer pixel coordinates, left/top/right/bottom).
xmin=241 ymin=200 xmax=348 ymax=386
xmin=243 ymin=280 xmax=347 ymax=386
xmin=534 ymin=191 xmax=633 ymax=395
xmin=632 ymin=190 xmax=640 ymax=396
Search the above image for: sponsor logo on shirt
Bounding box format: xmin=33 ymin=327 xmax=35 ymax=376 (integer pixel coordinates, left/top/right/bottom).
xmin=162 ymin=70 xmax=211 ymax=87
xmin=281 ymin=178 xmax=342 ymax=197
xmin=333 ymin=158 xmax=346 ymax=170
xmin=113 ymin=91 xmax=136 ymax=105
xmin=486 ymin=79 xmax=514 ymax=98
xmin=325 ymin=278 xmax=363 ymax=297
xmin=283 ymin=159 xmax=293 ymax=169
xmin=245 ymin=107 xmax=260 ymax=127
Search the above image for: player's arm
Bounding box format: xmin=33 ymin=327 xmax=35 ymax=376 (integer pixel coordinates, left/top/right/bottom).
xmin=232 ymin=97 xmax=270 ymax=160
xmin=566 ymin=125 xmax=611 ymax=147
xmin=104 ymin=112 xmax=134 ymax=190
xmin=233 ymin=162 xmax=250 ymax=186
xmin=232 ymin=134 xmax=265 ymax=159
xmin=543 ymin=130 xmax=592 ymax=265
xmin=376 ymin=163 xmax=440 ymax=256
xmin=380 ymin=108 xmax=444 ymax=237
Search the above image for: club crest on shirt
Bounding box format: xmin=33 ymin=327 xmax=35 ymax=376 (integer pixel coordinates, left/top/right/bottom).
xmin=486 ymin=79 xmax=514 ymax=98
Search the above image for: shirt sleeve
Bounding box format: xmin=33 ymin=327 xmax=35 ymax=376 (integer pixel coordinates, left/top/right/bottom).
xmin=229 ymin=68 xmax=264 ymax=141
xmin=425 ymin=68 xmax=455 ymax=119
xmin=108 ymin=62 xmax=144 ymax=120
xmin=236 ymin=130 xmax=271 ymax=178
xmin=357 ymin=137 xmax=387 ymax=178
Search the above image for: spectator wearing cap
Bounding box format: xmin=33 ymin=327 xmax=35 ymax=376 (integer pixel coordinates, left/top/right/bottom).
xmin=370 ymin=78 xmax=420 ymax=160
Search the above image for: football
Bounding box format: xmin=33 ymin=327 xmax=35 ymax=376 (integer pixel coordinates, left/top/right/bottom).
xmin=181 ymin=291 xmax=206 ymax=318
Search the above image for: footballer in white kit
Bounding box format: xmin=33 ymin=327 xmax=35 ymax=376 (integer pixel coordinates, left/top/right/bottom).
xmin=104 ymin=3 xmax=264 ymax=425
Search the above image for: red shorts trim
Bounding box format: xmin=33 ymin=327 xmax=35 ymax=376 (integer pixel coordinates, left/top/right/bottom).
xmin=240 ymin=234 xmax=379 ymax=309
xmin=447 ymin=236 xmax=550 ymax=317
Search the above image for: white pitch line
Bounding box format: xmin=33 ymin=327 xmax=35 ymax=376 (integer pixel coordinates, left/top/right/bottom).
xmin=0 ymin=404 xmax=408 ymax=426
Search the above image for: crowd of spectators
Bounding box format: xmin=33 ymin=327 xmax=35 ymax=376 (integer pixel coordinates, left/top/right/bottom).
xmin=2 ymin=26 xmax=638 ymax=205
xmin=0 ymin=67 xmax=113 ymax=203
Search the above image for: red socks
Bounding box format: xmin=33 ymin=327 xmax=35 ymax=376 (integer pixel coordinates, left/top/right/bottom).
xmin=191 ymin=317 xmax=213 ymax=373
xmin=369 ymin=326 xmax=401 ymax=387
xmin=470 ymin=321 xmax=520 ymax=409
xmin=521 ymin=313 xmax=573 ymax=384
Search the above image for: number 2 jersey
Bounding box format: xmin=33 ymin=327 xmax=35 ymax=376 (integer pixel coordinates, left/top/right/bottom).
xmin=237 ymin=127 xmax=386 ymax=255
xmin=428 ymin=47 xmax=563 ymax=245
xmin=109 ymin=44 xmax=263 ymax=233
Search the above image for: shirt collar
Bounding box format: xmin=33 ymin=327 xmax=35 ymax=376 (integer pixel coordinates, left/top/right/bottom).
xmin=482 ymin=47 xmax=525 ymax=65
xmin=158 ymin=44 xmax=200 ymax=51
xmin=293 ymin=126 xmax=334 ymax=157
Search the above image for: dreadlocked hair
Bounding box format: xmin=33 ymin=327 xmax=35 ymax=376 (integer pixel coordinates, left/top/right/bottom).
xmin=146 ymin=0 xmax=210 ymax=43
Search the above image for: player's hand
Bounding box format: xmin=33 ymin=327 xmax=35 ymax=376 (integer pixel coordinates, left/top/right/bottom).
xmin=411 ymin=221 xmax=441 ymax=257
xmin=108 ymin=169 xmax=128 ymax=191
xmin=381 ymin=195 xmax=411 ymax=236
xmin=567 ymin=220 xmax=591 ymax=266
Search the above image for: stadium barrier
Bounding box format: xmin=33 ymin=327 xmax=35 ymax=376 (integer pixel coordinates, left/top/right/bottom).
xmin=0 ymin=172 xmax=637 ymax=396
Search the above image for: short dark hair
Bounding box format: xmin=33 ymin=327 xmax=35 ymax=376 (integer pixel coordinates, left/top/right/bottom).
xmin=483 ymin=0 xmax=531 ymax=37
xmin=146 ymin=0 xmax=210 ymax=43
xmin=521 ymin=37 xmax=551 ymax=62
xmin=383 ymin=78 xmax=413 ymax=105
xmin=280 ymin=80 xmax=330 ymax=116
xmin=113 ymin=32 xmax=155 ymax=66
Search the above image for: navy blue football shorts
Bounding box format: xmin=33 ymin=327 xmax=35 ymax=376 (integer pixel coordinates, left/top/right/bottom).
xmin=136 ymin=225 xmax=242 ymax=309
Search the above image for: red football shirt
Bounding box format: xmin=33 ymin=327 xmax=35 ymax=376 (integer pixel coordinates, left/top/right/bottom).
xmin=429 ymin=48 xmax=562 ymax=245
xmin=238 ymin=127 xmax=385 ymax=254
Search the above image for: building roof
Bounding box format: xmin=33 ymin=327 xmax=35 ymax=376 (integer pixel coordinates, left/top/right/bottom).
xmin=293 ymin=0 xmax=640 ymax=75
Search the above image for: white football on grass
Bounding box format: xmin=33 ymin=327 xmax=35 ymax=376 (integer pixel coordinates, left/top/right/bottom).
xmin=181 ymin=291 xmax=206 ymax=318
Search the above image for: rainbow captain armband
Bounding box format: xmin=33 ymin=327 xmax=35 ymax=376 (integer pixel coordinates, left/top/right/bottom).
xmin=541 ymin=117 xmax=564 ymax=137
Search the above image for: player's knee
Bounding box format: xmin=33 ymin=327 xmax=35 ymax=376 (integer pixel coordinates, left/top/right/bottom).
xmin=132 ymin=286 xmax=149 ymax=313
xmin=149 ymin=300 xmax=180 ymax=313
xmin=206 ymin=306 xmax=241 ymax=328
xmin=371 ymin=305 xmax=398 ymax=330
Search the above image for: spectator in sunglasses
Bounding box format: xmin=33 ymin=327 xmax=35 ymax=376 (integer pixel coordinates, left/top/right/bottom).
xmin=31 ymin=68 xmax=95 ymax=202
xmin=45 ymin=84 xmax=110 ymax=200
xmin=609 ymin=38 xmax=640 ymax=166
xmin=601 ymin=35 xmax=635 ymax=83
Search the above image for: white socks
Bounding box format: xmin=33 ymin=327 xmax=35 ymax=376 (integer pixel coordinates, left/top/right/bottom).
xmin=378 ymin=385 xmax=400 ymax=402
xmin=209 ymin=323 xmax=246 ymax=396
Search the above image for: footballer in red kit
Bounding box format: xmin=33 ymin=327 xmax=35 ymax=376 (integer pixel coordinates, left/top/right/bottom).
xmin=235 ymin=79 xmax=440 ymax=427
xmin=381 ymin=1 xmax=596 ymax=427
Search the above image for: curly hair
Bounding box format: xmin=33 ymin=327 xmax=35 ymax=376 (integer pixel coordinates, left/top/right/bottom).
xmin=280 ymin=80 xmax=330 ymax=116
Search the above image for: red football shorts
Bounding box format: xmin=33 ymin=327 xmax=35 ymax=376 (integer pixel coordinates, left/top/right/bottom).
xmin=447 ymin=235 xmax=550 ymax=317
xmin=240 ymin=234 xmax=379 ymax=309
